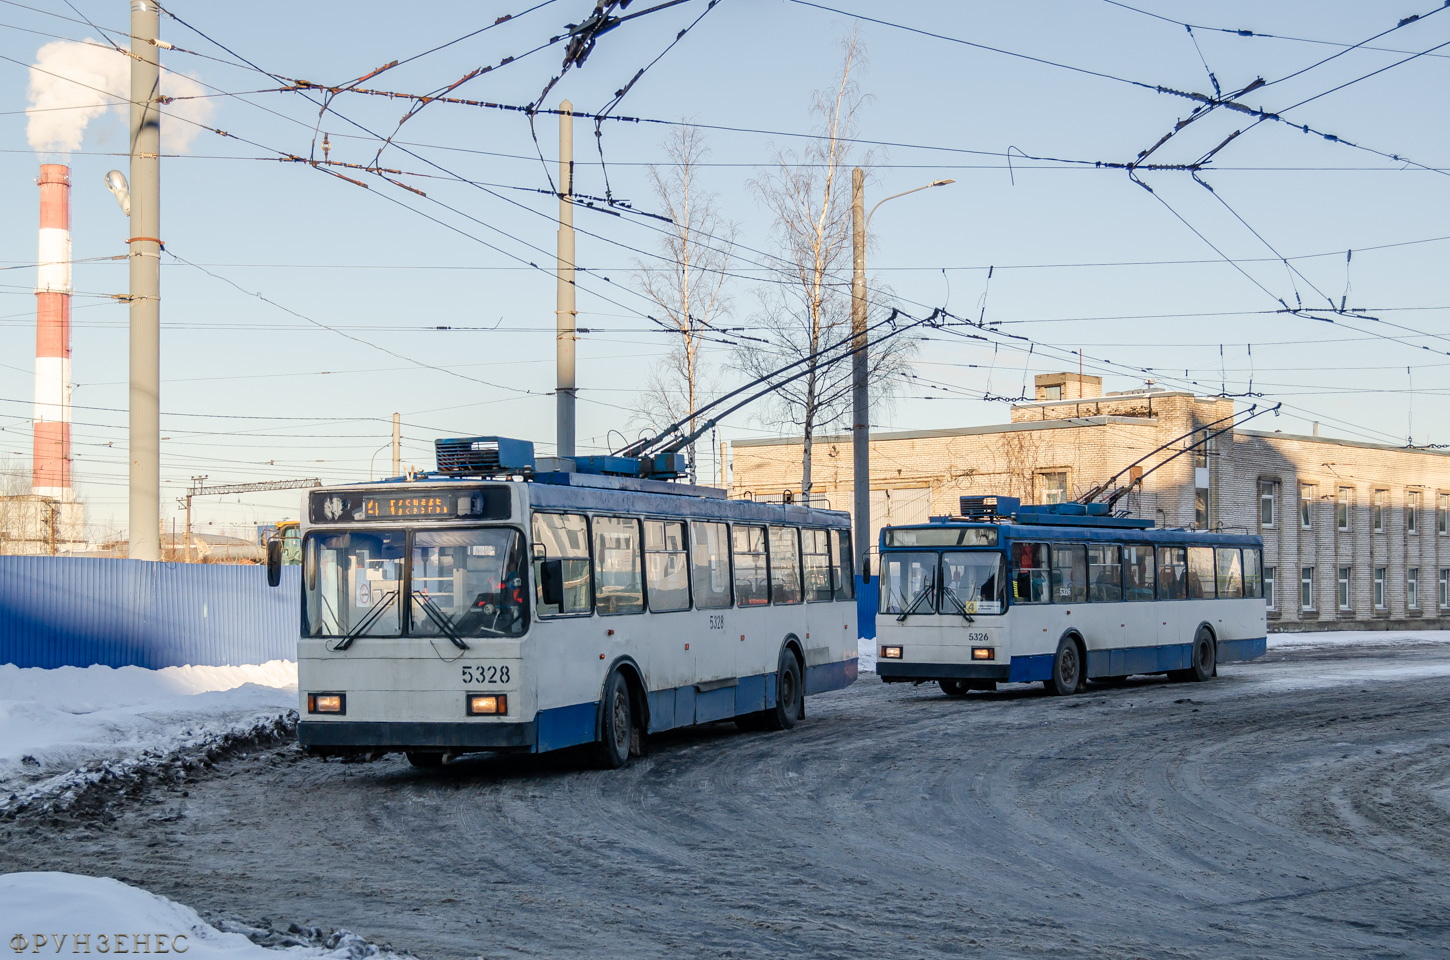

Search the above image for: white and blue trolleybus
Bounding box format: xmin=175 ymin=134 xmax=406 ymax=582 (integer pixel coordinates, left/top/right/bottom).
xmin=269 ymin=436 xmax=859 ymax=767
xmin=875 ymin=495 xmax=1266 ymax=695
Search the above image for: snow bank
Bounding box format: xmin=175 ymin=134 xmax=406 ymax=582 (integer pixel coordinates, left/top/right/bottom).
xmin=857 ymin=637 xmax=876 ymax=673
xmin=0 ymin=662 xmax=297 ymax=819
xmin=0 ymin=660 xmax=296 ymax=713
xmin=0 ymin=873 xmax=399 ymax=960
xmin=1267 ymin=629 xmax=1450 ymax=650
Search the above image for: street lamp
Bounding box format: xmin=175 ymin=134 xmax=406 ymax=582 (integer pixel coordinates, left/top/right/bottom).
xmin=368 ymin=441 xmax=392 ymax=481
xmin=850 ymin=169 xmax=954 ymax=587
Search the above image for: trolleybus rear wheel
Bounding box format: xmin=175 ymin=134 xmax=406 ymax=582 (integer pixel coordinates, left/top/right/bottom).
xmin=1175 ymin=627 xmax=1216 ymax=683
xmin=406 ymin=751 xmax=444 ymax=769
xmin=1045 ymin=636 xmax=1083 ymax=696
xmin=593 ymin=670 xmax=633 ymax=769
xmin=761 ymin=649 xmax=803 ymax=731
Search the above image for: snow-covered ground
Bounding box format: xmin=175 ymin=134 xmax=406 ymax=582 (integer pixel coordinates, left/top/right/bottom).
xmin=1267 ymin=628 xmax=1450 ymax=649
xmin=0 ymin=874 xmax=400 ymax=960
xmin=0 ymin=660 xmax=297 ymax=818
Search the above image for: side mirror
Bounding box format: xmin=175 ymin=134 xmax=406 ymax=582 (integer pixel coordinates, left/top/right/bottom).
xmin=265 ymin=539 xmax=282 ymax=588
xmin=860 ymin=556 xmax=872 ymax=585
xmin=540 ymin=559 xmax=564 ymax=608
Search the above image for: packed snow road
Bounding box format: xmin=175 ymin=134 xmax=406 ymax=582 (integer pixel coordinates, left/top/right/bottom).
xmin=5 ymin=642 xmax=1450 ymax=960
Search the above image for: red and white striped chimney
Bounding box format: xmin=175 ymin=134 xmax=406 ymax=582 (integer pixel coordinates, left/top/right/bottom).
xmin=34 ymin=163 xmax=73 ymax=502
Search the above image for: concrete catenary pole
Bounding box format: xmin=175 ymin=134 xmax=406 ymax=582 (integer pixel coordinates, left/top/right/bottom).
xmin=128 ymin=0 xmax=162 ymax=560
xmin=850 ymin=167 xmax=869 ymax=581
xmin=391 ymin=412 xmax=401 ymax=476
xmin=555 ymin=100 xmax=577 ymax=461
xmin=34 ymin=164 xmax=74 ymax=506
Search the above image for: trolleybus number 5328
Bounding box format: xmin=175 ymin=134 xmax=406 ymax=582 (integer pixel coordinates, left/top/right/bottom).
xmin=461 ymin=664 xmax=510 ymax=684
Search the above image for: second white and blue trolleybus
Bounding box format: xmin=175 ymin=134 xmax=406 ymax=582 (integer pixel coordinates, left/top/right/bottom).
xmin=875 ymin=496 xmax=1266 ymax=695
xmin=270 ymin=436 xmax=859 ymax=768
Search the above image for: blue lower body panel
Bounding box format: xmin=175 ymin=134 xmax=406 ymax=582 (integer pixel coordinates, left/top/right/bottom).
xmin=805 ymin=657 xmax=857 ymax=695
xmin=1085 ymin=643 xmax=1192 ymax=677
xmin=1218 ymin=636 xmax=1267 ymax=663
xmin=535 ymin=701 xmax=597 ymax=753
xmin=1009 ymin=653 xmax=1054 ymax=683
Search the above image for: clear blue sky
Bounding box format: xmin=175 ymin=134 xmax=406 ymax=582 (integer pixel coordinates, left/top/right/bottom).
xmin=2 ymin=1 xmax=1447 ymax=538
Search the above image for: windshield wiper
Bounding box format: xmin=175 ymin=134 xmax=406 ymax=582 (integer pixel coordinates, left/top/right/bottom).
xmin=895 ymin=577 xmax=937 ymax=622
xmin=334 ymin=589 xmax=397 ymax=651
xmin=413 ymin=591 xmax=470 ymax=651
xmin=940 ymin=588 xmax=975 ymax=623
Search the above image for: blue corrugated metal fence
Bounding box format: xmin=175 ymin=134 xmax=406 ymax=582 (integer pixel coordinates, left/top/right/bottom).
xmin=0 ymin=557 xmax=300 ymax=669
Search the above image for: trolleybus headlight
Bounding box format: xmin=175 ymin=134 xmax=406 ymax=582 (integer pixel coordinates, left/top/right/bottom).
xmin=971 ymin=647 xmax=995 ymax=661
xmin=307 ymin=693 xmax=345 ymax=714
xmin=467 ymin=694 xmax=508 ymax=716
xmin=881 ymin=646 xmax=903 ymax=659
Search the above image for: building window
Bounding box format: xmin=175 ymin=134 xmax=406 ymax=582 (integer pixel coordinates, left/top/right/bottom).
xmin=1373 ymin=567 xmax=1386 ymax=609
xmin=1407 ymin=491 xmax=1420 ymax=534
xmin=1300 ymin=484 xmax=1314 ymax=529
xmin=1372 ymin=489 xmax=1387 ymax=532
xmin=1337 ymin=567 xmax=1351 ymax=610
xmin=1337 ymin=487 xmax=1352 ymax=531
xmin=1440 ymin=493 xmax=1448 ymax=535
xmin=1408 ymin=568 xmax=1420 ymax=609
xmin=1264 ymin=566 xmax=1276 ymax=608
xmin=1440 ymin=568 xmax=1449 ymax=608
xmin=1301 ymin=567 xmax=1315 ymax=610
xmin=1259 ymin=481 xmax=1277 ymax=528
xmin=1036 ymin=471 xmax=1069 ymax=505
xmin=1195 ymin=487 xmax=1210 ymax=529
xmin=1043 ymin=384 xmax=1062 ymax=401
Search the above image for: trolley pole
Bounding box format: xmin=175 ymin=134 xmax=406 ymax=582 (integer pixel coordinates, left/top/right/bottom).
xmin=850 ymin=168 xmax=869 ymax=581
xmin=555 ymin=100 xmax=577 ymax=461
xmin=128 ymin=0 xmax=162 ymax=561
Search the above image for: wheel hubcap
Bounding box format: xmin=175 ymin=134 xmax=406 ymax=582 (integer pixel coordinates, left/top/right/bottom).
xmin=612 ymin=692 xmax=629 ymax=750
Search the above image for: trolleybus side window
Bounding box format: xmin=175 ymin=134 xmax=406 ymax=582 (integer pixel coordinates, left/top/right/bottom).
xmin=644 ymin=519 xmax=690 ymax=613
xmin=690 ymin=520 xmax=732 ymax=609
xmin=1052 ymin=543 xmax=1088 ymax=603
xmin=304 ymin=530 xmax=406 ymax=638
xmin=593 ymin=516 xmax=645 ymax=615
xmin=1187 ymin=546 xmax=1217 ymax=599
xmin=942 ymin=551 xmax=1005 ymax=614
xmin=881 ymin=552 xmax=936 ymax=615
xmin=1215 ymin=547 xmax=1244 ymax=599
xmin=1243 ymin=547 xmax=1264 ymax=599
xmin=1088 ymin=543 xmax=1123 ymax=602
xmin=1012 ymin=542 xmax=1051 ymax=604
xmin=411 ymin=528 xmax=528 ymax=638
xmin=832 ymin=528 xmax=855 ymax=600
xmin=801 ymin=528 xmax=833 ymax=603
xmin=532 ymin=512 xmax=592 ymax=616
xmin=769 ymin=526 xmax=803 ymax=605
xmin=733 ymin=524 xmax=770 ymax=606
xmin=1124 ymin=544 xmax=1155 ymax=601
xmin=1157 ymin=546 xmax=1187 ymax=600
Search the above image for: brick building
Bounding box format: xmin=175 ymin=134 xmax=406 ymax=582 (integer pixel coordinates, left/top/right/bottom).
xmin=726 ymin=373 xmax=1450 ymax=631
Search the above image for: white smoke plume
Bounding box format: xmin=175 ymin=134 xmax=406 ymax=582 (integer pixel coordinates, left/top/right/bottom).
xmin=26 ymin=39 xmax=215 ymax=156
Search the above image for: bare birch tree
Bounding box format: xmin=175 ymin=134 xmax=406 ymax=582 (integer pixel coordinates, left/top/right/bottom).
xmin=631 ymin=125 xmax=736 ymax=481
xmin=738 ymin=31 xmax=915 ymax=497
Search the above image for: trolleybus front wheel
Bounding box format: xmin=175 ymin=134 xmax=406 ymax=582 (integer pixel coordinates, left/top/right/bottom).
xmin=939 ymin=679 xmax=971 ymax=697
xmin=593 ymin=670 xmax=634 ymax=769
xmin=406 ymin=751 xmax=445 ymax=769
xmin=1044 ymin=635 xmax=1084 ymax=696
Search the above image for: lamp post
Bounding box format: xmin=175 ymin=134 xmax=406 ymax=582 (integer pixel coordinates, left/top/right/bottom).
xmin=850 ymin=169 xmax=954 ymax=584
